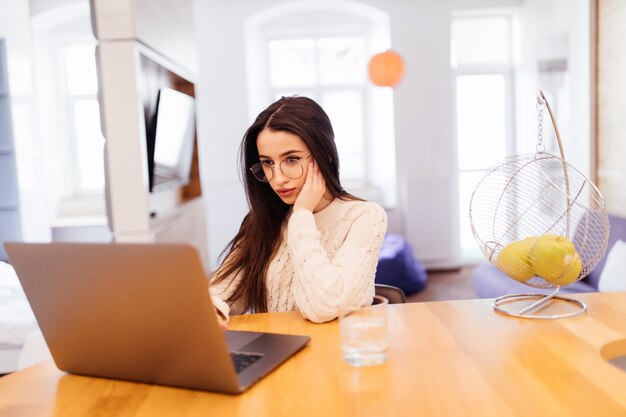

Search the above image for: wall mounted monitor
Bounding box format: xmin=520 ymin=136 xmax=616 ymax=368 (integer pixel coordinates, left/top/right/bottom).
xmin=148 ymin=87 xmax=196 ymax=192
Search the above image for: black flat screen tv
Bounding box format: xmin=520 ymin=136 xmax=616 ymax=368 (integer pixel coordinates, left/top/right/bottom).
xmin=147 ymin=87 xmax=196 ymax=192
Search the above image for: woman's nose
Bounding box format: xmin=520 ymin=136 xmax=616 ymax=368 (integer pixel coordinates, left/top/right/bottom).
xmin=272 ymin=167 xmax=289 ymax=184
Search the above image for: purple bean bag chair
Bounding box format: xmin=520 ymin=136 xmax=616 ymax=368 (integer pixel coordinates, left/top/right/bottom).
xmin=375 ymin=233 xmax=427 ymax=295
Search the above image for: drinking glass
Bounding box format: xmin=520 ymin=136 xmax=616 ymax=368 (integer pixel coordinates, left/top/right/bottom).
xmin=339 ymin=295 xmax=389 ymax=366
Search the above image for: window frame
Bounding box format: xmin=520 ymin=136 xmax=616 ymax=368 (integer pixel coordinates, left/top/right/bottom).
xmin=451 ymin=13 xmax=516 ymax=261
xmin=58 ymin=39 xmax=104 ymax=197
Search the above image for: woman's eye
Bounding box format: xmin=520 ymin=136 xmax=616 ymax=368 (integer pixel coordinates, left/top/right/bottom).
xmin=285 ymin=157 xmax=300 ymax=164
xmin=260 ymin=160 xmax=274 ymax=167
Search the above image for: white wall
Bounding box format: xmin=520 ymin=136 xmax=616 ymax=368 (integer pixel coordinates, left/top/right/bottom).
xmin=91 ymin=0 xmax=198 ymax=75
xmin=31 ymin=2 xmax=95 ymax=223
xmin=190 ymin=0 xmax=592 ymax=270
xmin=193 ymin=1 xmax=251 ymax=268
xmin=559 ymin=0 xmax=591 ymax=176
xmin=514 ymin=0 xmax=591 ymax=176
xmin=30 ymin=0 xmax=83 ymax=15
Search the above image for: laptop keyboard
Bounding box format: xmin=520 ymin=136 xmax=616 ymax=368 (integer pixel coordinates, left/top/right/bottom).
xmin=230 ymin=352 xmax=263 ymax=373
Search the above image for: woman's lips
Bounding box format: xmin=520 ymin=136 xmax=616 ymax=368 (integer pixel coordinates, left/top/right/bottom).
xmin=276 ymin=188 xmax=296 ymax=197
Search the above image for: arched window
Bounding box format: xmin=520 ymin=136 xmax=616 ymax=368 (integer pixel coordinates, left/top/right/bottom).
xmin=245 ymin=1 xmax=397 ymax=207
xmin=32 ymin=2 xmax=106 ymax=226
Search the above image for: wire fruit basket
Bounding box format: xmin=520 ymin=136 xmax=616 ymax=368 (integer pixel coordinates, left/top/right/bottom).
xmin=469 ymin=90 xmax=609 ymax=319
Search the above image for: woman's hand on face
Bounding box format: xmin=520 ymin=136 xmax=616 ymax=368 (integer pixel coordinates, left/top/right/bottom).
xmin=293 ymin=159 xmax=326 ymax=212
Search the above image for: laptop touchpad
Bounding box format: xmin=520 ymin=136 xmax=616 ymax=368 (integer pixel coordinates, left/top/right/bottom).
xmin=226 ymin=330 xmax=263 ymax=350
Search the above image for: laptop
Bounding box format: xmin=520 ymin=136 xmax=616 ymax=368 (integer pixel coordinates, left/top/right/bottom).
xmin=4 ymin=242 xmax=310 ymax=394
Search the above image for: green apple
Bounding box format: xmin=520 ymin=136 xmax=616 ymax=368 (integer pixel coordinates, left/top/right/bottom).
xmin=495 ymin=236 xmax=538 ymax=282
xmin=530 ymin=234 xmax=582 ymax=285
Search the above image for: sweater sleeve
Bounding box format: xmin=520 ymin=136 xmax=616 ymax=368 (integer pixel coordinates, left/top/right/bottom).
xmin=209 ymin=284 xmax=232 ymax=322
xmin=209 ymin=259 xmax=244 ymax=321
xmin=287 ymin=202 xmax=387 ymax=323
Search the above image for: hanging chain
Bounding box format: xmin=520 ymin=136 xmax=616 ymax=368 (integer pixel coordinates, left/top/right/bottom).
xmin=536 ymin=91 xmax=546 ymax=153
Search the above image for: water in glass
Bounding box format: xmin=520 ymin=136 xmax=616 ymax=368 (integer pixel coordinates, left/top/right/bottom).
xmin=340 ymin=295 xmax=388 ymax=366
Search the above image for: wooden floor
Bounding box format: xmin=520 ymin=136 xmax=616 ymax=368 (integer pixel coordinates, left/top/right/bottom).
xmin=406 ymin=266 xmax=478 ymax=303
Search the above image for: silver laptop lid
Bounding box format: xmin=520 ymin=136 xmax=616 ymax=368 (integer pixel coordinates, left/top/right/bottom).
xmin=4 ymin=242 xmax=241 ymax=392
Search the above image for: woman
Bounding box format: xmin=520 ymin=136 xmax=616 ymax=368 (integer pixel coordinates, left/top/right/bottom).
xmin=210 ymin=96 xmax=387 ymax=323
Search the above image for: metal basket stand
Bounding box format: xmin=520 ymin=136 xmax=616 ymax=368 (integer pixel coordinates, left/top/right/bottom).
xmin=491 ymin=90 xmax=587 ymax=320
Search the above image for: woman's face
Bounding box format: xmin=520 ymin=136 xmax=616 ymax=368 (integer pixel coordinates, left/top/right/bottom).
xmin=256 ymin=128 xmax=312 ymax=205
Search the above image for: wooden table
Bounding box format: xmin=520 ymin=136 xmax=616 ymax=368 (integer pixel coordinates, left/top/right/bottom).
xmin=2 ymin=292 xmax=626 ymax=416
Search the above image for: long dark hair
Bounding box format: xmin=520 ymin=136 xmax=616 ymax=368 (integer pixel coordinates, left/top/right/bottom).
xmin=212 ymin=96 xmax=357 ymax=313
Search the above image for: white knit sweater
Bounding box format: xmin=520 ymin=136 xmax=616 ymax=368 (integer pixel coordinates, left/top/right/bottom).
xmin=210 ymin=198 xmax=387 ymax=323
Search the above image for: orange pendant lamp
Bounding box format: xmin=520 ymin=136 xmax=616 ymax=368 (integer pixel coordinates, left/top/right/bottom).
xmin=368 ymin=50 xmax=405 ymax=87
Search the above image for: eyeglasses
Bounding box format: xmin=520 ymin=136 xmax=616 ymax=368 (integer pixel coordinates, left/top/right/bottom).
xmin=250 ymin=154 xmax=312 ymax=182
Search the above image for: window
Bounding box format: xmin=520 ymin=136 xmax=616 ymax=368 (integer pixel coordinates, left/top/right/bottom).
xmin=451 ymin=14 xmax=515 ymax=259
xmin=268 ymin=36 xmax=366 ymax=181
xmin=245 ymin=3 xmax=397 ymax=207
xmin=62 ymin=42 xmax=105 ymax=193
xmin=31 ymin=2 xmax=107 ymax=225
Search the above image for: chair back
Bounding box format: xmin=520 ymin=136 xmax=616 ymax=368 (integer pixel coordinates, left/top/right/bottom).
xmin=374 ymin=283 xmax=407 ymax=304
